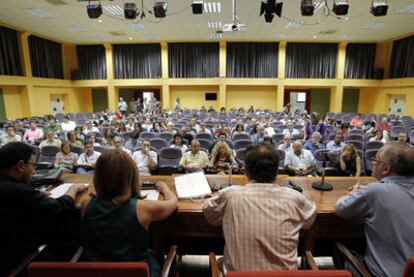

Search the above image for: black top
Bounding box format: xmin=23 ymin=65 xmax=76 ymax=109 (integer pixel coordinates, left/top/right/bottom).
xmin=0 ymin=172 xmax=74 ymax=275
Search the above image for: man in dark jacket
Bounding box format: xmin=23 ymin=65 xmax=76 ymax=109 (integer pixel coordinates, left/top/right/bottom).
xmin=0 ymin=142 xmax=86 ymax=275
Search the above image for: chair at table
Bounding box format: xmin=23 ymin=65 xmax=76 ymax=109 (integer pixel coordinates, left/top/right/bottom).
xmin=28 ymin=245 xmax=177 ymax=277
xmin=210 ymin=251 xmax=351 ymax=277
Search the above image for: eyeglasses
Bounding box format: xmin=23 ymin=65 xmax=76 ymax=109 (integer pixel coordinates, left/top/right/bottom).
xmin=370 ymin=158 xmax=388 ymax=165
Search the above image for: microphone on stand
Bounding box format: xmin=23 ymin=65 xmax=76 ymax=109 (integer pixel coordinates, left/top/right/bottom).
xmin=312 ymin=149 xmax=333 ymax=191
xmin=220 ymin=163 xmax=233 ymax=189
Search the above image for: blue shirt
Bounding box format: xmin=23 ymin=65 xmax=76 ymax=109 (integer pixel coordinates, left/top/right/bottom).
xmin=335 ymin=175 xmax=414 ymax=277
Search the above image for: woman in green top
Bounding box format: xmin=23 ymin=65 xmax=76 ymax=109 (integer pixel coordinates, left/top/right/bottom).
xmin=80 ymin=149 xmax=178 ymax=277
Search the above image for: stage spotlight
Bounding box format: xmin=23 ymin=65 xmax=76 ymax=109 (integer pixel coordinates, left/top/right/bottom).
xmin=301 ymin=0 xmax=314 ymax=16
xmin=153 ymin=1 xmax=167 ymax=18
xmin=87 ymin=3 xmax=102 ymax=19
xmin=260 ymin=0 xmax=283 ymax=23
xmin=371 ymin=0 xmax=388 ymax=16
xmin=124 ymin=3 xmax=138 ymax=19
xmin=192 ymin=1 xmax=203 ymax=14
xmin=332 ymin=0 xmax=349 ymax=16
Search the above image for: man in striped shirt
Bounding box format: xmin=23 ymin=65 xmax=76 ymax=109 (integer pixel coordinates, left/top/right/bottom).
xmin=203 ymin=143 xmax=316 ymax=273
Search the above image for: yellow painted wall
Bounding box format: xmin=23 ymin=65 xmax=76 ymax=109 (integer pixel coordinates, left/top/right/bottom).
xmin=1 ymin=86 xmax=25 ymax=119
xmin=226 ymin=86 xmax=278 ymax=111
xmin=169 ymin=85 xmax=219 ymax=110
xmin=30 ymin=86 xmax=93 ymax=116
xmin=62 ymin=44 xmax=78 ymax=80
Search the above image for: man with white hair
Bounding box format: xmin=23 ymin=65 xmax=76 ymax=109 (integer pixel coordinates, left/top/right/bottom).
xmin=282 ymin=122 xmax=300 ymax=139
xmin=303 ymin=131 xmax=325 ymax=156
xmin=285 ymin=140 xmax=315 ymax=176
xmin=132 ymin=140 xmax=157 ymax=176
xmin=112 ymin=136 xmax=132 ymax=156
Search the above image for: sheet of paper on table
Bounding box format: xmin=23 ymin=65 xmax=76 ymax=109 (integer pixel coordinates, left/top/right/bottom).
xmin=141 ymin=189 xmax=160 ymax=201
xmin=174 ymin=171 xmax=212 ymax=199
xmin=50 ymin=183 xmax=89 ymax=199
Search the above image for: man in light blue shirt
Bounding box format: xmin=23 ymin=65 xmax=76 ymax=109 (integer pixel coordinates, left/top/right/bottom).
xmin=335 ymin=143 xmax=414 ymax=277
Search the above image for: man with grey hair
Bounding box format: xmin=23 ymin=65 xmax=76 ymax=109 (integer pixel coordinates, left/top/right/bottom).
xmin=132 ymin=140 xmax=157 ymax=176
xmin=303 ymin=131 xmax=325 ymax=156
xmin=179 ymin=139 xmax=209 ymax=173
xmin=282 ymin=122 xmax=300 ymax=139
xmin=335 ymin=143 xmax=414 ymax=277
xmin=285 ymin=140 xmax=315 ymax=176
xmin=112 ymin=136 xmax=132 ymax=156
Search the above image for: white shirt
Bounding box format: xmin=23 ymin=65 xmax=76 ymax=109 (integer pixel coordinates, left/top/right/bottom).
xmin=282 ymin=128 xmax=300 ymax=139
xmin=132 ymin=150 xmax=158 ymax=176
xmin=61 ymin=121 xmax=77 ymax=132
xmin=285 ymin=149 xmax=314 ymax=169
xmin=77 ymin=151 xmax=101 ymax=166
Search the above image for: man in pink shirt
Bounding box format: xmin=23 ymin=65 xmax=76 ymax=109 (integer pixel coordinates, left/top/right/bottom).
xmin=23 ymin=122 xmax=44 ymax=144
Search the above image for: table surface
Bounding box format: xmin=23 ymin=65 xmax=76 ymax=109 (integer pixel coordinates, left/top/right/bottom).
xmin=62 ymin=174 xmax=376 ymax=214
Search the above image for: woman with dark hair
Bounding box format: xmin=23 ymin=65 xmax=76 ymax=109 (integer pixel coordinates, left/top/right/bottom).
xmin=170 ymin=133 xmax=187 ymax=153
xmin=151 ymin=121 xmax=162 ymax=136
xmin=134 ymin=122 xmax=143 ymax=135
xmin=338 ymin=143 xmax=361 ymax=177
xmin=232 ymin=124 xmax=246 ymax=138
xmin=74 ymin=126 xmax=85 ymax=142
xmin=80 ymin=150 xmax=178 ymax=277
xmin=369 ymin=129 xmax=387 ymax=143
xmin=54 ymin=141 xmax=78 ymax=172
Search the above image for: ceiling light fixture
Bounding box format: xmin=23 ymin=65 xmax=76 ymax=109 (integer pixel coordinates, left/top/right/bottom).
xmin=87 ymin=0 xmax=102 ymax=19
xmin=124 ymin=3 xmax=138 ymax=19
xmin=370 ymin=0 xmax=388 ymax=16
xmin=301 ymin=0 xmax=314 ymax=16
xmin=153 ymin=1 xmax=167 ymax=18
xmin=260 ymin=0 xmax=283 ymax=23
xmin=332 ymin=0 xmax=349 ymax=16
xmin=192 ymin=1 xmax=203 ymax=14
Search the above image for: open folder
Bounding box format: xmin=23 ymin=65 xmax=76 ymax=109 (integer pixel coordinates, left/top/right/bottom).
xmin=174 ymin=171 xmax=212 ymax=200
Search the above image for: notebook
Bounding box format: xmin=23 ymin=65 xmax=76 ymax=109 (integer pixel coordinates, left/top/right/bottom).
xmin=174 ymin=171 xmax=212 ymax=199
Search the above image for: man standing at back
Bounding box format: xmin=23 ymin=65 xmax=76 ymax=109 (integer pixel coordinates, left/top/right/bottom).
xmin=0 ymin=142 xmax=86 ymax=275
xmin=335 ymin=143 xmax=414 ymax=277
xmin=203 ymin=143 xmax=316 ymax=273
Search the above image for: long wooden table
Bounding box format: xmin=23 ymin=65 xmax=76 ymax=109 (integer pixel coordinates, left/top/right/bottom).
xmin=62 ymin=174 xmax=374 ymax=253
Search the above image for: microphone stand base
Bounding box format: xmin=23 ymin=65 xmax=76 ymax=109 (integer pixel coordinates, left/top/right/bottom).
xmin=312 ymin=182 xmax=333 ymax=191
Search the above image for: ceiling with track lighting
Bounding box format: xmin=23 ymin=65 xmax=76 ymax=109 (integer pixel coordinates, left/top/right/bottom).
xmin=0 ymin=0 xmax=413 ymax=44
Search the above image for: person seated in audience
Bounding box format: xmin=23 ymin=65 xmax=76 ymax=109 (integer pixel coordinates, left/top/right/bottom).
xmin=376 ymin=117 xmax=391 ymax=135
xmin=83 ymin=120 xmax=99 ymax=135
xmin=198 ymin=122 xmax=212 ymax=135
xmin=397 ymin=132 xmax=412 ymax=147
xmin=23 ymin=122 xmax=44 ymax=144
xmin=247 ymin=105 xmax=254 ymax=113
xmin=203 ymin=143 xmax=316 ymax=273
xmin=180 ymin=126 xmax=194 ymax=145
xmin=232 ymin=123 xmax=246 ymax=138
xmin=262 ymin=136 xmax=275 ymax=147
xmin=190 ymin=118 xmax=200 ymax=133
xmin=335 ymin=143 xmax=414 ymax=277
xmin=337 ymin=143 xmax=362 ymax=177
xmin=54 ymin=141 xmax=78 ymax=172
xmin=170 ymin=133 xmax=188 ymax=154
xmin=134 ymin=122 xmax=143 ymax=135
xmin=304 ymin=112 xmax=326 ymax=141
xmin=280 ymin=114 xmax=290 ymax=124
xmin=252 ymin=125 xmax=267 ymax=143
xmin=124 ymin=131 xmax=141 ymax=153
xmin=116 ymin=122 xmax=128 ymax=135
xmin=74 ymin=126 xmax=85 ymax=142
xmin=292 ymin=113 xmax=305 ymax=125
xmin=0 ymin=142 xmax=86 ymax=276
xmin=125 ymin=118 xmax=135 ymax=132
xmin=362 ymin=115 xmax=377 ymax=135
xmin=326 ymin=131 xmax=346 ymax=153
xmin=86 ymin=132 xmax=101 ymax=147
xmin=76 ymin=141 xmax=101 ymax=174
xmin=0 ymin=126 xmax=22 ymax=146
xmin=337 ymin=122 xmax=350 ymax=140
xmin=165 ymin=121 xmax=176 ymax=134
xmin=285 ymin=140 xmax=316 ymax=176
xmin=46 ymin=118 xmax=61 ymax=133
xmin=179 ymin=139 xmax=209 ymax=173
xmin=278 ymin=135 xmax=293 ymax=154
xmin=264 ymin=121 xmax=276 ymax=137
xmin=390 ymin=113 xmax=403 ymax=125
xmin=61 ymin=116 xmax=76 ymax=133
xmin=209 ymin=132 xmax=235 ymax=154
xmin=39 ymin=131 xmax=62 ymax=149
xmin=132 ymin=140 xmax=157 ymax=176
xmin=303 ymin=131 xmax=325 ymax=156
xmin=80 ymin=150 xmax=177 ymax=277
xmin=142 ymin=117 xmax=152 ymax=132
xmin=150 ymin=121 xmax=163 ymax=136
xmin=369 ymin=129 xmax=388 ymax=144
xmin=282 ymin=122 xmax=301 ymax=139
xmin=350 ymin=113 xmax=363 ymax=129
xmin=208 ymin=142 xmax=238 ymax=175
xmin=111 ymin=136 xmax=132 ymax=156
xmin=67 ymin=130 xmax=83 ymax=148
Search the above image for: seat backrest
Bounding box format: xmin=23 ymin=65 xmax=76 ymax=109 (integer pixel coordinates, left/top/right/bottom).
xmin=139 ymin=132 xmax=155 ymax=140
xmin=235 ymin=139 xmax=253 ymax=150
xmin=149 ymin=138 xmax=168 ymax=150
xmin=233 ymin=133 xmax=251 ymax=141
xmin=41 ymin=145 xmax=61 ymax=156
xmin=227 ymin=270 xmax=352 ymax=277
xmin=160 ymin=132 xmax=174 ymax=142
xmin=28 ymin=262 xmax=149 ymax=277
xmin=196 ymin=132 xmax=213 ymax=141
xmin=403 ymin=256 xmax=414 ymax=277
